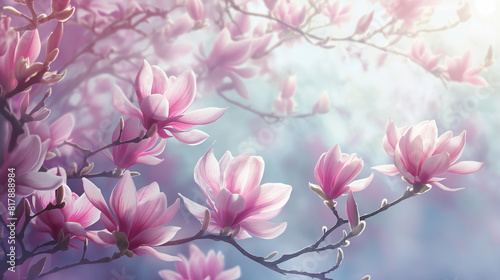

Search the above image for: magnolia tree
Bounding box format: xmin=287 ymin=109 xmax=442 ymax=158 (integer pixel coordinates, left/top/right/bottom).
xmin=0 ymin=0 xmax=493 ymax=279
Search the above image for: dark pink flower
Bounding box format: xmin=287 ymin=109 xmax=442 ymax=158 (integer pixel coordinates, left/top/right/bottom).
xmin=373 ymin=119 xmax=484 ymax=191
xmin=83 ymin=171 xmax=181 ymax=261
xmin=158 ymin=244 xmax=241 ymax=280
xmin=113 ymin=60 xmax=226 ymax=145
xmin=0 ymin=135 xmax=62 ymax=196
xmin=103 ymin=118 xmax=166 ymax=169
xmin=445 ymin=51 xmax=488 ymax=86
xmin=311 ymin=145 xmax=373 ymax=201
xmin=181 ymin=146 xmax=292 ymax=239
xmin=31 ymin=167 xmax=100 ymax=247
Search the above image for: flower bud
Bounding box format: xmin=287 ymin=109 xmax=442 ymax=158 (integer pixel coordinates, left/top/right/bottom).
xmin=14 ymin=57 xmax=30 ymax=81
xmin=41 ymin=69 xmax=66 ymax=85
xmin=55 ymin=185 xmax=65 ymax=206
xmin=46 ymin=151 xmax=56 ymax=160
xmin=336 ymin=248 xmax=344 ymax=266
xmin=380 ymin=198 xmax=388 ymax=207
xmin=46 ymin=22 xmax=63 ymax=57
xmin=45 ymin=48 xmax=59 ymax=64
xmin=26 ymin=257 xmax=46 ymax=280
xmin=32 ymin=108 xmax=51 ymax=121
xmin=80 ymin=162 xmax=94 ymax=176
xmin=201 ymin=209 xmax=210 ymax=232
xmin=355 ymin=11 xmax=374 ymax=35
xmin=313 ymin=91 xmax=330 ymax=114
xmin=2 ymin=6 xmax=23 ymax=17
xmin=146 ymin=123 xmax=158 ymax=138
xmin=264 ymin=251 xmax=278 ymax=260
xmin=186 ymin=0 xmax=205 ymax=22
xmin=322 ymin=226 xmax=327 ymax=234
xmin=309 ymin=182 xmax=330 ymax=201
xmin=53 ymin=7 xmax=75 ymax=22
xmin=51 ymin=0 xmax=71 ymax=12
xmin=281 ymin=76 xmax=296 ymax=99
xmin=361 ymin=276 xmax=371 ymax=280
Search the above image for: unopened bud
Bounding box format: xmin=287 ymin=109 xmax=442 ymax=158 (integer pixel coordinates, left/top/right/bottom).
xmin=46 ymin=151 xmax=56 ymax=160
xmin=341 ymin=240 xmax=350 ymax=247
xmin=32 ymin=108 xmax=51 ymax=121
xmin=355 ymin=11 xmax=374 ymax=35
xmin=14 ymin=57 xmax=30 ymax=81
xmin=42 ymin=69 xmax=66 ymax=85
xmin=312 ymin=91 xmax=330 ymax=114
xmin=80 ymin=162 xmax=94 ymax=176
xmin=45 ymin=48 xmax=59 ymax=64
xmin=51 ymin=0 xmax=71 ymax=12
xmin=119 ymin=117 xmax=125 ymax=132
xmin=336 ymin=248 xmax=344 ymax=266
xmin=2 ymin=6 xmax=23 ymax=17
xmin=146 ymin=123 xmax=158 ymax=138
xmin=220 ymin=226 xmax=231 ymax=236
xmin=351 ymin=221 xmax=366 ymax=237
xmin=20 ymin=93 xmax=30 ymax=114
xmin=309 ymin=182 xmax=331 ymax=201
xmin=113 ymin=231 xmax=129 ymax=254
xmin=46 ymin=22 xmax=64 ymax=57
xmin=264 ymin=251 xmax=279 ymax=260
xmin=322 ymin=226 xmax=327 ymax=234
xmin=381 ymin=198 xmax=388 ymax=207
xmin=53 ymin=7 xmax=75 ymax=22
xmin=201 ymin=209 xmax=210 ymax=232
xmin=129 ymin=171 xmax=141 ymax=177
xmin=125 ymin=250 xmax=135 ymax=258
xmin=55 ymin=186 xmax=65 ymax=205
xmin=68 ymin=162 xmax=77 ymax=176
xmin=361 ymin=276 xmax=371 ymax=280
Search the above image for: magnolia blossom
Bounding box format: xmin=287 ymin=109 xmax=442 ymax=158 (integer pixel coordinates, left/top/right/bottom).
xmin=273 ymin=0 xmax=307 ymax=28
xmin=181 ymin=146 xmax=292 ymax=239
xmin=312 ymin=91 xmax=330 ymax=114
xmin=273 ymin=76 xmax=297 ymax=115
xmin=158 ymin=244 xmax=241 ymax=280
xmin=410 ymin=39 xmax=441 ymax=71
xmin=373 ymin=119 xmax=484 ymax=191
xmin=379 ymin=0 xmax=438 ymax=28
xmin=103 ymin=118 xmax=166 ymax=169
xmin=322 ymin=1 xmax=351 ymax=26
xmin=0 ymin=19 xmax=41 ymax=93
xmin=113 ymin=60 xmax=226 ymax=145
xmin=310 ymin=145 xmax=373 ymax=202
xmin=83 ymin=171 xmax=181 ymax=261
xmin=445 ymin=51 xmax=488 ymax=86
xmin=26 ymin=113 xmax=75 ymax=152
xmin=0 ymin=135 xmax=62 ymax=196
xmin=31 ymin=167 xmax=100 ymax=247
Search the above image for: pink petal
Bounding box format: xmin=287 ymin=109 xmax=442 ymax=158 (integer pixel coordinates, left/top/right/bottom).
xmin=348 ymin=173 xmax=374 ymax=192
xmin=133 ymin=246 xmax=181 ymax=262
xmin=16 ymin=172 xmax=63 ymax=196
xmin=49 ymin=113 xmax=75 ymax=148
xmin=140 ymin=94 xmax=170 ymax=121
xmin=16 ymin=29 xmax=41 ymax=63
xmin=168 ymin=128 xmax=209 ymax=145
xmin=175 ymin=107 xmax=227 ymax=127
xmin=151 ymin=65 xmax=169 ymax=95
xmin=447 ymin=161 xmax=484 ymax=174
xmin=135 ymin=60 xmax=153 ymax=103
xmin=217 ymin=266 xmax=241 ymax=280
xmin=372 ymin=164 xmax=400 ymax=175
xmin=194 ymin=145 xmax=221 ymax=199
xmin=71 ymin=193 xmax=100 ymax=228
xmin=214 ymin=188 xmax=246 ymax=227
xmin=165 ymin=70 xmax=196 ymax=116
xmin=158 ymin=270 xmax=183 ymax=280
xmin=179 ymin=193 xmax=209 ymax=220
xmin=112 ymin=85 xmax=143 ymax=120
xmin=223 ymin=154 xmax=264 ymax=196
xmin=240 ymin=220 xmax=287 ymax=239
xmin=239 ymin=183 xmax=292 ymax=221
xmin=438 ymin=131 xmax=466 ymax=164
xmin=8 ymin=135 xmax=42 ymax=174
xmin=82 ymin=178 xmax=116 ymax=230
xmin=433 ymin=181 xmax=464 ymax=192
xmin=129 ymin=226 xmax=180 ymax=248
xmin=63 ymin=222 xmax=86 ymax=237
xmin=346 ymin=191 xmax=359 ymax=230
xmin=110 ymin=171 xmax=137 ymax=235
xmin=419 ymin=152 xmax=451 ymax=183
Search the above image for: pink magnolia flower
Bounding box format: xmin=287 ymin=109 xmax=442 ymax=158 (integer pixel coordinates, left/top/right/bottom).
xmin=0 ymin=135 xmax=62 ymax=196
xmin=346 ymin=191 xmax=365 ymax=236
xmin=445 ymin=51 xmax=488 ymax=86
xmin=113 ymin=60 xmax=226 ymax=145
xmin=273 ymin=0 xmax=307 ymax=28
xmin=103 ymin=118 xmax=166 ymax=169
xmin=186 ymin=0 xmax=205 ymax=22
xmin=0 ymin=23 xmax=41 ymax=93
xmin=31 ymin=167 xmax=100 ymax=247
xmin=311 ymin=145 xmax=373 ymax=202
xmin=199 ymin=28 xmax=257 ymax=99
xmin=410 ymin=39 xmax=441 ymax=71
xmin=83 ymin=171 xmax=181 ymax=261
xmin=180 ymin=146 xmax=292 ymax=239
xmin=379 ymin=0 xmax=438 ymax=28
xmin=273 ymin=76 xmax=297 ymax=115
xmin=158 ymin=244 xmax=241 ymax=280
xmin=322 ymin=1 xmax=352 ymax=26
xmin=26 ymin=113 xmax=75 ymax=152
xmin=373 ymin=119 xmax=484 ymax=191
xmin=312 ymin=91 xmax=330 ymax=114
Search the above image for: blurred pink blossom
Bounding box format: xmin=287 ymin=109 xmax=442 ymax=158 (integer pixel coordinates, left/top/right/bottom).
xmin=273 ymin=0 xmax=307 ymax=28
xmin=113 ymin=60 xmax=226 ymax=145
xmin=273 ymin=76 xmax=297 ymax=115
xmin=181 ymin=146 xmax=292 ymax=239
xmin=322 ymin=1 xmax=352 ymax=26
xmin=84 ymin=171 xmax=181 ymax=261
xmin=158 ymin=244 xmax=241 ymax=280
xmin=373 ymin=119 xmax=484 ymax=191
xmin=185 ymin=0 xmax=205 ymax=22
xmin=313 ymin=91 xmax=330 ymax=114
xmin=409 ymin=39 xmax=441 ymax=71
xmin=31 ymin=167 xmax=100 ymax=248
xmin=445 ymin=51 xmax=487 ymax=86
xmin=311 ymin=144 xmax=373 ymax=201
xmin=0 ymin=135 xmax=62 ymax=196
xmin=379 ymin=0 xmax=438 ymax=28
xmin=103 ymin=118 xmax=166 ymax=169
xmin=26 ymin=113 xmax=75 ymax=152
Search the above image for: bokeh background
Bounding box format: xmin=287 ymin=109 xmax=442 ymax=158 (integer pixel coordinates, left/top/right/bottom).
xmin=2 ymin=0 xmax=500 ymax=279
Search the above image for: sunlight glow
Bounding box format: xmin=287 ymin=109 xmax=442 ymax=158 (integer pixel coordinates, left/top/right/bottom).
xmin=475 ymin=0 xmax=497 ymax=16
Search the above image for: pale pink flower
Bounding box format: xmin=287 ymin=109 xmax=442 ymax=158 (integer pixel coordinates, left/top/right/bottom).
xmin=273 ymin=76 xmax=297 ymax=115
xmin=0 ymin=24 xmax=41 ymax=93
xmin=273 ymin=0 xmax=307 ymax=28
xmin=312 ymin=91 xmax=330 ymax=114
xmin=199 ymin=28 xmax=257 ymax=99
xmin=186 ymin=0 xmax=205 ymax=22
xmin=103 ymin=118 xmax=166 ymax=169
xmin=113 ymin=60 xmax=226 ymax=145
xmin=31 ymin=167 xmax=100 ymax=247
xmin=379 ymin=0 xmax=438 ymax=28
xmin=158 ymin=244 xmax=241 ymax=280
xmin=180 ymin=146 xmax=292 ymax=239
xmin=322 ymin=1 xmax=352 ymax=26
xmin=0 ymin=135 xmax=62 ymax=196
xmin=26 ymin=113 xmax=75 ymax=152
xmin=410 ymin=39 xmax=441 ymax=71
xmin=373 ymin=119 xmax=484 ymax=191
xmin=445 ymin=51 xmax=488 ymax=86
xmin=263 ymin=0 xmax=279 ymax=10
xmin=83 ymin=171 xmax=181 ymax=261
xmin=311 ymin=145 xmax=373 ymax=201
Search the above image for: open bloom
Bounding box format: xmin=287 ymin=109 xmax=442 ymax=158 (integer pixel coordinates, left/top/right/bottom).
xmin=113 ymin=60 xmax=226 ymax=145
xmin=83 ymin=171 xmax=180 ymax=261
xmin=180 ymin=146 xmax=292 ymax=239
xmin=311 ymin=145 xmax=373 ymax=202
xmin=373 ymin=119 xmax=484 ymax=191
xmin=26 ymin=113 xmax=75 ymax=152
xmin=103 ymin=118 xmax=166 ymax=169
xmin=410 ymin=39 xmax=441 ymax=71
xmin=0 ymin=135 xmax=62 ymax=196
xmin=273 ymin=76 xmax=297 ymax=115
xmin=31 ymin=167 xmax=100 ymax=247
xmin=158 ymin=244 xmax=241 ymax=280
xmin=445 ymin=51 xmax=488 ymax=86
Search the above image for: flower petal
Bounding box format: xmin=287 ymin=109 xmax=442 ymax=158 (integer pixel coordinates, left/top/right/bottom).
xmin=240 ymin=220 xmax=287 ymax=239
xmin=112 ymin=85 xmax=143 ymax=120
xmin=135 ymin=60 xmax=153 ymax=103
xmin=109 ymin=171 xmax=138 ymax=235
xmin=447 ymin=161 xmax=484 ymax=174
